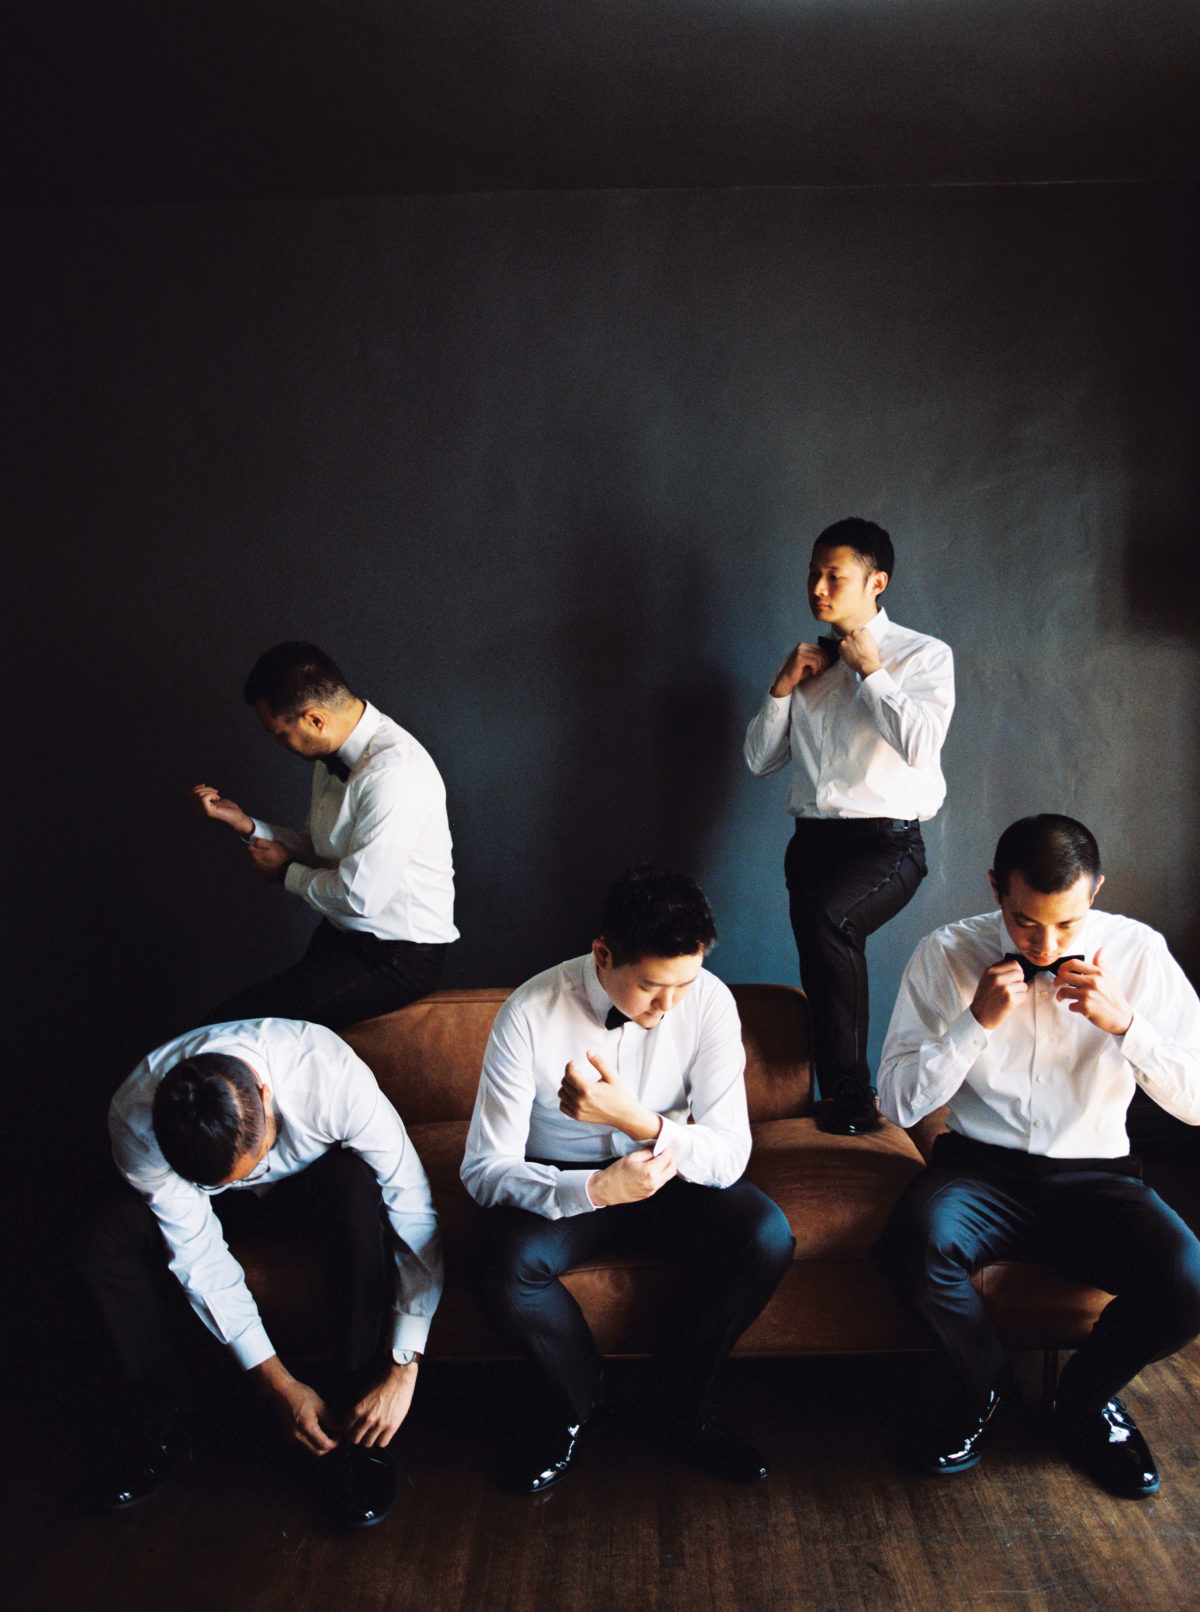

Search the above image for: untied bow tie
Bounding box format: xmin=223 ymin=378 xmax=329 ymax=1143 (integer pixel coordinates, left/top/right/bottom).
xmin=1003 ymin=952 xmax=1084 ymax=984
xmin=605 ymin=1005 xmax=630 ymax=1030
xmin=323 ymin=754 xmax=351 ymax=783
xmin=818 ymin=635 xmax=842 ymax=667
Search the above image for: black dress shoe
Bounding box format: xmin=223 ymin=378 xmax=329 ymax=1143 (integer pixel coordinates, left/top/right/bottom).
xmin=817 ymin=1087 xmax=881 ymax=1136
xmin=322 ymin=1442 xmax=399 ymax=1530
xmin=914 ymin=1378 xmax=1009 ymax=1475
xmin=673 ymin=1415 xmax=768 ymax=1483
xmin=88 ymin=1422 xmax=181 ymax=1512
xmin=501 ymin=1420 xmax=588 ymax=1495
xmin=1056 ymin=1396 xmax=1160 ymax=1499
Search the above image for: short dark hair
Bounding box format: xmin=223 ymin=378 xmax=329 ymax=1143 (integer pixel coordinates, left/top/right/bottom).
xmin=152 ymin=1053 xmax=266 ymax=1186
xmin=813 ymin=518 xmax=894 ymax=579
xmin=992 ymin=814 xmax=1102 ymax=898
xmin=598 ymin=864 xmax=717 ymax=966
xmin=243 ymin=642 xmax=354 ymax=719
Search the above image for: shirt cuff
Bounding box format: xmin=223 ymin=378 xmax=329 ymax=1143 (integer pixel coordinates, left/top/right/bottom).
xmin=1120 ymin=1011 xmax=1157 ymax=1079
xmin=231 ymin=1323 xmax=276 ymax=1371
xmin=391 ymin=1311 xmax=433 ymax=1356
xmin=859 ymin=667 xmax=897 ymax=699
xmin=947 ymin=1005 xmax=990 ymax=1063
xmin=558 ymin=1168 xmax=600 ymax=1216
xmin=283 ymin=861 xmax=309 ymax=898
xmin=655 ymin=1114 xmax=685 ymax=1160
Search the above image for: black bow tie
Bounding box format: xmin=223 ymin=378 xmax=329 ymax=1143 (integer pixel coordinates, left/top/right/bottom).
xmin=605 ymin=1005 xmax=629 ymax=1031
xmin=1004 ymin=952 xmax=1084 ymax=984
xmin=818 ymin=635 xmax=842 ymax=667
xmin=323 ymin=754 xmax=351 ymax=783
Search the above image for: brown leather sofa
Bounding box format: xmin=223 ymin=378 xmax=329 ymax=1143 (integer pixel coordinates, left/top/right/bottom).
xmin=237 ymin=983 xmax=1111 ymax=1365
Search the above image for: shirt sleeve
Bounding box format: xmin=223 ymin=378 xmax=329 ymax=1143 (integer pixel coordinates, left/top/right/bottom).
xmin=858 ymin=638 xmax=955 ymax=770
xmin=1118 ymin=937 xmax=1200 ymax=1125
xmin=322 ymin=1046 xmax=444 ymax=1353
xmin=655 ymin=985 xmax=751 ymax=1187
xmin=743 ymin=692 xmax=793 ymax=778
xmin=109 ymin=1109 xmax=277 ymax=1370
xmin=460 ymin=1004 xmax=598 ymax=1219
xmin=877 ymin=936 xmax=985 ymax=1128
xmin=283 ymin=761 xmax=432 ymax=924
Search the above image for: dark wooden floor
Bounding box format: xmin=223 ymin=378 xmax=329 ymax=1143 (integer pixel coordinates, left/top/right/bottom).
xmin=5 ymin=1347 xmax=1200 ymax=1612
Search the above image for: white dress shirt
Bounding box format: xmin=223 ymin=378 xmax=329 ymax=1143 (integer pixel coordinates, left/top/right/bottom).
xmin=878 ymin=908 xmax=1200 ymax=1156
xmin=109 ymin=1017 xmax=444 ymax=1369
xmin=250 ymin=701 xmax=458 ymax=944
xmin=743 ymin=607 xmax=954 ymax=822
xmin=460 ymin=954 xmax=752 ymax=1219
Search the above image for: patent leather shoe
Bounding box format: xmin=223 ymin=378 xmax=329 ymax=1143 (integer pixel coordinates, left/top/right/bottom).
xmin=322 ymin=1441 xmax=399 ymax=1530
xmin=501 ymin=1419 xmax=587 ymax=1495
xmin=914 ymin=1377 xmax=1008 ymax=1475
xmin=673 ymin=1415 xmax=768 ymax=1483
xmin=1056 ymin=1396 xmax=1160 ymax=1499
xmin=88 ymin=1423 xmax=180 ymax=1512
xmin=817 ymin=1087 xmax=881 ymax=1136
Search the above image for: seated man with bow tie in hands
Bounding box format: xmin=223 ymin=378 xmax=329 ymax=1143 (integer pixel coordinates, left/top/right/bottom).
xmin=189 ymin=641 xmax=457 ymax=1029
xmin=461 ymin=865 xmax=795 ymax=1495
xmin=876 ymin=813 xmax=1200 ymax=1498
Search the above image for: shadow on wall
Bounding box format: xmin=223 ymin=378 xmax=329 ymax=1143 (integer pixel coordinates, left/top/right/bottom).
xmin=1116 ymin=189 xmax=1200 ymax=979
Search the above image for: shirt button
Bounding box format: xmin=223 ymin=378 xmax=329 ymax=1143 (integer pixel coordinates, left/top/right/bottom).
xmin=1035 ymin=1075 xmax=1045 ymax=1084
xmin=1032 ymin=1119 xmax=1043 ymax=1128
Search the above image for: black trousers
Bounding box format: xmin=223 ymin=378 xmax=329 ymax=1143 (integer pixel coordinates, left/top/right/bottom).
xmin=206 ymin=918 xmax=448 ymax=1032
xmin=81 ymin=1148 xmax=392 ymax=1415
xmin=465 ymin=1176 xmax=795 ymax=1430
xmin=784 ymin=817 xmax=926 ymax=1098
xmin=876 ymin=1132 xmax=1200 ymax=1417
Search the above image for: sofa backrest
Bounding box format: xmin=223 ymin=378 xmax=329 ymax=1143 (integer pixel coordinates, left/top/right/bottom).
xmin=341 ymin=981 xmax=814 ymax=1123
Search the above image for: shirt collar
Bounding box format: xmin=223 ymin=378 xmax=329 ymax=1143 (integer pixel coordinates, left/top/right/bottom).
xmin=336 ymin=700 xmax=380 ymax=770
xmin=581 ymin=950 xmax=635 ymax=1032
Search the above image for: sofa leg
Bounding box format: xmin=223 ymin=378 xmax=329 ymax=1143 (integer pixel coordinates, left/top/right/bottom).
xmin=1041 ymin=1348 xmax=1060 ymax=1406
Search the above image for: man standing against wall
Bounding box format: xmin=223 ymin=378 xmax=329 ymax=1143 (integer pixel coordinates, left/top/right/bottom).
xmin=744 ymin=519 xmax=954 ymax=1134
xmin=876 ymin=814 xmax=1200 ymax=1495
xmin=190 ymin=642 xmax=457 ymax=1029
xmin=461 ymin=865 xmax=794 ymax=1493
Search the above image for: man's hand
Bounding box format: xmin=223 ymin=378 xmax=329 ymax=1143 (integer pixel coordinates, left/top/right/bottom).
xmin=588 ymin=1147 xmax=676 ymax=1207
xmin=190 ymin=784 xmax=254 ymax=838
xmin=838 ymin=625 xmax=883 ymax=678
xmin=970 ymin=959 xmax=1029 ymax=1030
xmin=247 ymin=838 xmax=293 ymax=882
xmin=1055 ymin=949 xmax=1135 ymax=1036
xmin=252 ymin=1356 xmax=337 ymax=1455
xmin=343 ymin=1360 xmax=419 ymax=1449
xmin=558 ymin=1051 xmax=660 ymax=1141
xmin=770 ymin=642 xmax=831 ymax=698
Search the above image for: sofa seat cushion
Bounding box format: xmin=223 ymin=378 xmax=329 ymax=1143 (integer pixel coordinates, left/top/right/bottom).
xmin=746 ymin=1116 xmax=926 ymax=1258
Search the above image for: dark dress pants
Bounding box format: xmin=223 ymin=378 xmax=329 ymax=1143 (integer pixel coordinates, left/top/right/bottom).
xmin=785 ymin=817 xmax=926 ymax=1099
xmin=205 ymin=919 xmax=447 ymax=1032
xmin=466 ymin=1176 xmax=795 ymax=1430
xmin=82 ymin=1148 xmax=392 ymax=1416
xmin=876 ymin=1133 xmax=1200 ymax=1417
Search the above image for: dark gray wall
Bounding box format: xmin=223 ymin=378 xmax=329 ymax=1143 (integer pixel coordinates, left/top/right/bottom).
xmin=8 ymin=182 xmax=1199 ymax=1112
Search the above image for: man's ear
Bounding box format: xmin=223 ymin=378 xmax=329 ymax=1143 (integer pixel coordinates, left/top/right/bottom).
xmin=1090 ymin=873 xmax=1105 ymax=904
xmin=592 ymin=938 xmax=611 ymax=973
xmin=299 ymin=706 xmax=327 ymax=734
xmin=871 ymin=569 xmax=888 ymax=600
xmin=987 ymin=869 xmax=1000 ymax=904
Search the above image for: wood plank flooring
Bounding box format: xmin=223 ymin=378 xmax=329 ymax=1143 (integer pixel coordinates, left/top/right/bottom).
xmin=5 ymin=1347 xmax=1200 ymax=1612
